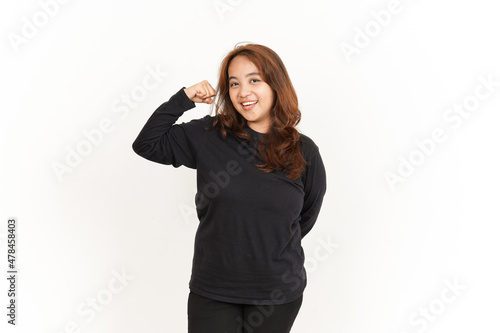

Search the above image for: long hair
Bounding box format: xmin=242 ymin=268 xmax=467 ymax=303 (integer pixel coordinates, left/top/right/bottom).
xmin=208 ymin=43 xmax=306 ymax=180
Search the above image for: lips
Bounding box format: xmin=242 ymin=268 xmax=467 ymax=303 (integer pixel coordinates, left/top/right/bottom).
xmin=241 ymin=101 xmax=257 ymax=111
xmin=240 ymin=101 xmax=257 ymax=111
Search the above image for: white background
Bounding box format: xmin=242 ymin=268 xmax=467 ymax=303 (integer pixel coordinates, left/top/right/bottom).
xmin=1 ymin=0 xmax=499 ymax=332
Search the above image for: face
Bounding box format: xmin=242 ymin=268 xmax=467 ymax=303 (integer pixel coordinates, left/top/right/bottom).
xmin=228 ymin=55 xmax=275 ymax=134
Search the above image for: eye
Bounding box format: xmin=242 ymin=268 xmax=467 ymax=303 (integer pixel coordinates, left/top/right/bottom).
xmin=230 ymin=82 xmax=239 ymax=87
xmin=250 ymin=79 xmax=260 ymax=83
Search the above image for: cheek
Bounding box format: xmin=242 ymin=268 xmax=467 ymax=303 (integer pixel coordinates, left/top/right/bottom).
xmin=264 ymin=88 xmax=275 ymax=106
xmin=229 ymin=91 xmax=238 ymax=106
xmin=261 ymin=85 xmax=273 ymax=102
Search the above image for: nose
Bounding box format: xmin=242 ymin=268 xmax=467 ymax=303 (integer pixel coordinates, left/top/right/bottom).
xmin=238 ymin=82 xmax=251 ymax=98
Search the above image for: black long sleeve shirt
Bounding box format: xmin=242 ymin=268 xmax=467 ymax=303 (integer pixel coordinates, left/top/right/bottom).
xmin=132 ymin=87 xmax=327 ymax=305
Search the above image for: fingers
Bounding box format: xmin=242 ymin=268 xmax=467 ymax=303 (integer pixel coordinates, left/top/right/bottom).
xmin=196 ymin=81 xmax=216 ymax=97
xmin=193 ymin=80 xmax=216 ymax=104
xmin=185 ymin=80 xmax=216 ymax=104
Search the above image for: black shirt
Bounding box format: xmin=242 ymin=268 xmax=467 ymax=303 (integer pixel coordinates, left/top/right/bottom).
xmin=132 ymin=87 xmax=327 ymax=305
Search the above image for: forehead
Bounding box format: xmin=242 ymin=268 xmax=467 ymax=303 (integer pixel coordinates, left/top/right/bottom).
xmin=228 ymin=56 xmax=260 ymax=76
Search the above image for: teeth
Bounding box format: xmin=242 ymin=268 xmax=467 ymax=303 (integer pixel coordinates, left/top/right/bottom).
xmin=242 ymin=101 xmax=257 ymax=106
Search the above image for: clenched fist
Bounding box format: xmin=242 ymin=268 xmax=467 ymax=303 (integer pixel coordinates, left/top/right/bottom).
xmin=184 ymin=80 xmax=217 ymax=104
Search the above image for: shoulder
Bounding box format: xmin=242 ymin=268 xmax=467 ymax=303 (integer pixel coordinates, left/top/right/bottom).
xmin=180 ymin=115 xmax=215 ymax=129
xmin=298 ymin=132 xmax=327 ymax=184
xmin=299 ymin=132 xmax=321 ymax=160
xmin=175 ymin=115 xmax=218 ymax=146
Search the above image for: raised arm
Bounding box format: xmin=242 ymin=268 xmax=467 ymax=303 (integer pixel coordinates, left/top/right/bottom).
xmin=132 ymin=81 xmax=216 ymax=168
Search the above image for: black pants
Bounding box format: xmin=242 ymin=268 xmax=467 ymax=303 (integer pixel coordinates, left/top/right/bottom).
xmin=187 ymin=291 xmax=303 ymax=333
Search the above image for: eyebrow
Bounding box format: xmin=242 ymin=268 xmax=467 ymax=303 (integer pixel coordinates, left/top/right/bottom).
xmin=228 ymin=72 xmax=262 ymax=81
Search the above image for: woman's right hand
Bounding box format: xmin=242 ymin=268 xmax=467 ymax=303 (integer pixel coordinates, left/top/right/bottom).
xmin=184 ymin=80 xmax=217 ymax=104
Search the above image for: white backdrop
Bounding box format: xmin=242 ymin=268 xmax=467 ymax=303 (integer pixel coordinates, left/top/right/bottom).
xmin=1 ymin=0 xmax=499 ymax=332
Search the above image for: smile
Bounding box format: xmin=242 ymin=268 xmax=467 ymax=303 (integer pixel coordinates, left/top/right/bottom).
xmin=241 ymin=101 xmax=258 ymax=111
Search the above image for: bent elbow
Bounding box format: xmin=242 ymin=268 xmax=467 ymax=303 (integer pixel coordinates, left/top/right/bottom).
xmin=131 ymin=140 xmax=143 ymax=156
xmin=131 ymin=139 xmax=153 ymax=160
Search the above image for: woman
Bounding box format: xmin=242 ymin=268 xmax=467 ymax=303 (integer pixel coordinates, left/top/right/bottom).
xmin=132 ymin=43 xmax=327 ymax=332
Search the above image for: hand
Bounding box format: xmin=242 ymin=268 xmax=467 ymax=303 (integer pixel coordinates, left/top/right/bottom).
xmin=184 ymin=80 xmax=217 ymax=104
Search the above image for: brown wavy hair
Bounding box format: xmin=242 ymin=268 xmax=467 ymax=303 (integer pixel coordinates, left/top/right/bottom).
xmin=208 ymin=43 xmax=306 ymax=180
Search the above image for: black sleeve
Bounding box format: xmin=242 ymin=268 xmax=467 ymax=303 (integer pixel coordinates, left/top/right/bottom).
xmin=299 ymin=144 xmax=327 ymax=239
xmin=131 ymin=87 xmax=200 ymax=169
